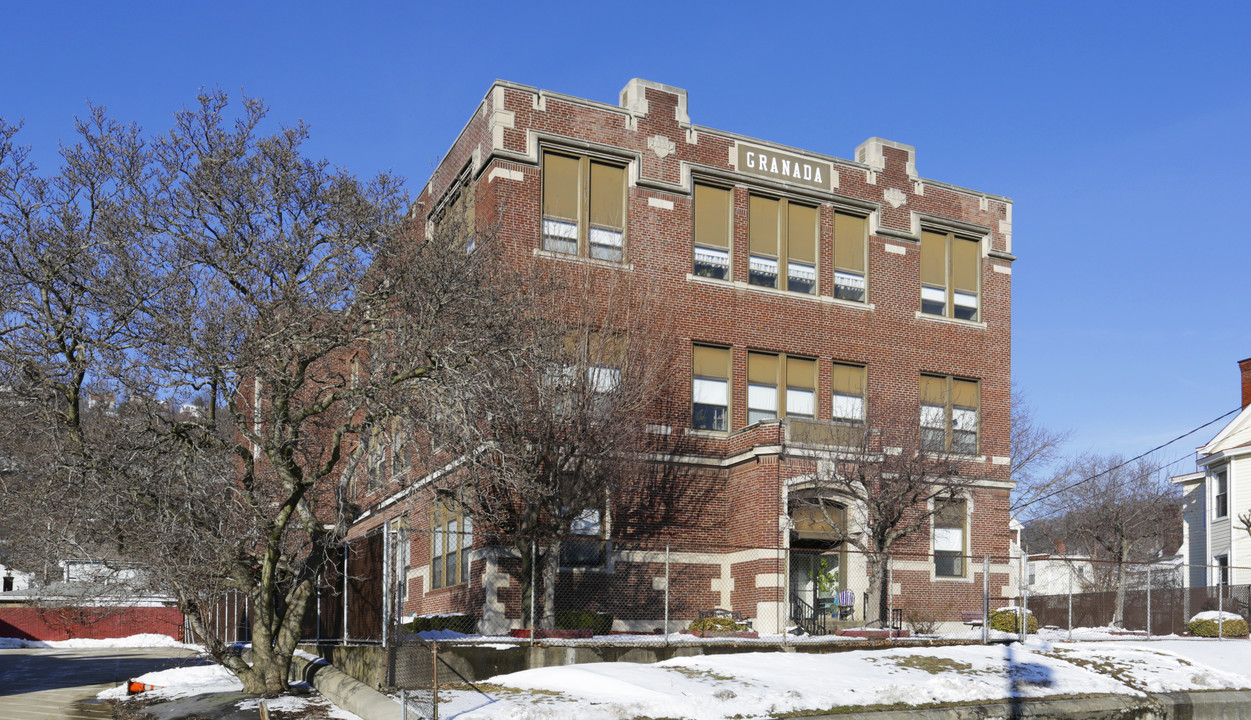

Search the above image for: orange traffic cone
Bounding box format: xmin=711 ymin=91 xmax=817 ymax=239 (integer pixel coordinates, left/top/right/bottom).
xmin=127 ymin=680 xmax=162 ymax=694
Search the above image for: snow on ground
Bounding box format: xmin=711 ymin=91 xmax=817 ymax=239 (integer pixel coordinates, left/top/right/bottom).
xmin=0 ymin=633 xmax=201 ymax=650
xmin=437 ymin=638 xmax=1251 ymax=720
xmin=97 ymin=664 xmax=242 ymax=700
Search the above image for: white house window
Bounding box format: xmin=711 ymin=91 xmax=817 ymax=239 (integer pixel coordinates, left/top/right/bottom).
xmin=1214 ymin=469 xmax=1228 ymax=519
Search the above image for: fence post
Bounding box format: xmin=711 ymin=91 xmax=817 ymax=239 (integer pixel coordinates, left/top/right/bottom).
xmin=664 ymin=544 xmax=670 ymax=643
xmin=1183 ymin=568 xmax=1190 ymax=633
xmin=342 ymin=542 xmax=350 ymax=645
xmin=887 ymin=553 xmax=893 ymax=635
xmin=382 ymin=528 xmax=390 ymax=648
xmin=530 ymin=538 xmax=537 ymax=648
xmin=1067 ymin=569 xmax=1073 ymax=642
xmin=1146 ymin=565 xmax=1152 ymax=639
xmin=1218 ymin=584 xmax=1224 ymax=640
xmin=982 ymin=554 xmax=989 ymax=644
xmin=432 ymin=641 xmax=439 ymax=720
xmin=1019 ymin=555 xmax=1028 ymax=643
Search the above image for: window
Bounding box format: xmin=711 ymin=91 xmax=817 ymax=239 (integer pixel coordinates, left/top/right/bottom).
xmin=391 ymin=417 xmax=410 ymax=478
xmin=692 ymin=344 xmax=730 ymax=431
xmin=1215 ymin=555 xmax=1229 ymax=587
xmin=561 ymin=508 xmax=606 ymax=568
xmin=920 ymin=375 xmax=979 ymax=454
xmin=934 ymin=499 xmax=966 ymax=577
xmin=833 ymin=211 xmax=868 ymax=302
xmin=747 ymin=352 xmax=815 ymax=424
xmin=1214 ymin=469 xmax=1228 ymax=519
xmin=920 ymin=229 xmax=980 ymax=321
xmin=430 ymin=501 xmax=472 ymax=589
xmin=363 ymin=423 xmax=386 ymax=489
xmin=556 ymin=331 xmax=623 ymax=417
xmin=432 ymin=177 xmax=476 ymax=253
xmin=542 ymin=151 xmax=626 ymax=262
xmin=749 ymin=195 xmax=818 ymax=294
xmin=830 ymin=362 xmax=866 ymax=424
xmin=2 ymin=575 xmax=12 ymax=592
xmin=693 ymin=183 xmax=731 ymax=279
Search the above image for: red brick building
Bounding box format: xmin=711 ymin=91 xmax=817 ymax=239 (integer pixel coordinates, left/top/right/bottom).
xmin=348 ymin=79 xmax=1017 ymax=635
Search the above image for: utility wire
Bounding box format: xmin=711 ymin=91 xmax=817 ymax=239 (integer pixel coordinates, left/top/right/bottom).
xmin=1015 ymin=406 xmax=1242 ymax=517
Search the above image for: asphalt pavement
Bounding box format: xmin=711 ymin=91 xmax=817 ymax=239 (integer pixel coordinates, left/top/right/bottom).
xmin=0 ymin=646 xmax=201 ymax=720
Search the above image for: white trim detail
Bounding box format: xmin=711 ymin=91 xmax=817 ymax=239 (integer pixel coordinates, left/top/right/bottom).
xmin=648 ymin=197 xmax=674 ymax=210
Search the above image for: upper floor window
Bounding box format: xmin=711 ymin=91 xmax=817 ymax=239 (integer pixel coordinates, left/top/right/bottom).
xmin=921 ymin=230 xmax=980 ymax=321
xmin=692 ymin=344 xmax=730 ymax=432
xmin=833 ymin=212 xmax=868 ymax=303
xmin=747 ymin=351 xmax=816 ymax=424
xmin=830 ymin=362 xmax=866 ymax=424
xmin=920 ymin=375 xmax=979 ymax=454
xmin=542 ymin=151 xmax=626 ymax=262
xmin=749 ymin=195 xmax=817 ymax=295
xmin=1214 ymin=468 xmax=1228 ymax=519
xmin=693 ymin=182 xmax=731 ymax=279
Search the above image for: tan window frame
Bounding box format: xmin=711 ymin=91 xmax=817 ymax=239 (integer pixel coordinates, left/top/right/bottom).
xmin=921 ymin=229 xmax=981 ymax=321
xmin=430 ymin=500 xmax=473 ymax=589
xmin=748 ymin=193 xmax=818 ymax=295
xmin=542 ymin=150 xmax=627 ymax=262
xmin=920 ymin=374 xmax=980 ymax=454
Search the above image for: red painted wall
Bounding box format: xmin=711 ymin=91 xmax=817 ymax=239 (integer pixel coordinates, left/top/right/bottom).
xmin=0 ymin=606 xmax=184 ymax=642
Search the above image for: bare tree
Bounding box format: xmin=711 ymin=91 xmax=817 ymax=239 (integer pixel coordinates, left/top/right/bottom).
xmin=1008 ymin=386 xmax=1071 ymax=517
xmin=423 ymin=263 xmax=687 ymax=629
xmin=0 ymin=94 xmax=524 ymax=692
xmin=789 ymin=396 xmax=971 ymax=625
xmin=1038 ymin=454 xmax=1180 ymax=627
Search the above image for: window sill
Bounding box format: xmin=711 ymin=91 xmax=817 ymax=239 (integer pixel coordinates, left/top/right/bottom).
xmin=534 ymin=248 xmax=633 ymax=271
xmin=915 ymin=311 xmax=986 ymax=329
xmin=685 ymin=428 xmax=730 ymax=439
xmin=685 ymin=273 xmax=875 ymax=311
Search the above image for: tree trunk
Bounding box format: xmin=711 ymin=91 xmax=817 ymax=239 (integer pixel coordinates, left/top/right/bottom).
xmin=865 ymin=552 xmax=888 ymax=625
xmin=540 ymin=540 xmax=560 ymax=630
xmin=1112 ymin=548 xmax=1129 ymax=628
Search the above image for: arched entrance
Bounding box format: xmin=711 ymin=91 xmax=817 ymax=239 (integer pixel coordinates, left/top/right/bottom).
xmin=789 ymin=502 xmax=849 ymax=633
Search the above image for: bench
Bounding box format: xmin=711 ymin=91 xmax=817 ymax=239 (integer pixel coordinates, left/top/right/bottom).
xmin=962 ymin=611 xmax=984 ymax=627
xmin=698 ymin=608 xmax=746 ymax=623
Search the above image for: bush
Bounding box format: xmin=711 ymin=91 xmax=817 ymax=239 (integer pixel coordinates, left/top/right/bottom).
xmin=1187 ymin=617 xmax=1249 ymax=637
xmin=555 ymin=610 xmax=613 ymax=636
xmin=687 ymin=616 xmax=750 ymax=633
xmin=405 ymin=614 xmax=477 ymax=634
xmin=989 ymin=608 xmax=1038 ymax=634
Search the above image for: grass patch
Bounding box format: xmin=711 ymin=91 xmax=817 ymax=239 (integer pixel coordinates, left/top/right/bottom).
xmin=877 ymin=655 xmax=977 ymax=674
xmin=662 ymin=666 xmax=736 ymax=682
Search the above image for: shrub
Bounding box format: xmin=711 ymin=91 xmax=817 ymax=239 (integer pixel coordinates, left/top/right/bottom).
xmin=989 ymin=608 xmax=1038 ymax=634
xmin=555 ymin=610 xmax=613 ymax=636
xmin=687 ymin=616 xmax=750 ymax=633
xmin=405 ymin=614 xmax=477 ymax=634
xmin=1187 ymin=617 xmax=1249 ymax=637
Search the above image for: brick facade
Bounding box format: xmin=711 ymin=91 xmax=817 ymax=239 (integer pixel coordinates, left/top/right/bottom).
xmin=351 ymin=79 xmax=1016 ymax=634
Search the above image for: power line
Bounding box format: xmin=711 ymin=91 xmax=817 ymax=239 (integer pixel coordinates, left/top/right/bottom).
xmin=1015 ymin=406 xmax=1242 ymax=518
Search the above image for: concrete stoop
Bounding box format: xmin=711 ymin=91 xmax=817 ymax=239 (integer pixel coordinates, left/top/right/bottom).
xmin=286 ymin=651 xmax=1251 ymax=720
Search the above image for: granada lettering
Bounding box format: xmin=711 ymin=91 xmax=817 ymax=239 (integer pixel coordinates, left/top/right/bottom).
xmin=743 ymin=149 xmax=824 ymax=186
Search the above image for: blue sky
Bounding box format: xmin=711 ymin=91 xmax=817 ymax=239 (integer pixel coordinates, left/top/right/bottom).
xmin=4 ymin=1 xmax=1249 ymax=474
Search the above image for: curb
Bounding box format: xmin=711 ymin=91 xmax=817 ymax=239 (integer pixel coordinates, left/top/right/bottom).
xmin=802 ymin=690 xmax=1251 ymax=720
xmin=289 ymin=653 xmax=400 ymax=720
